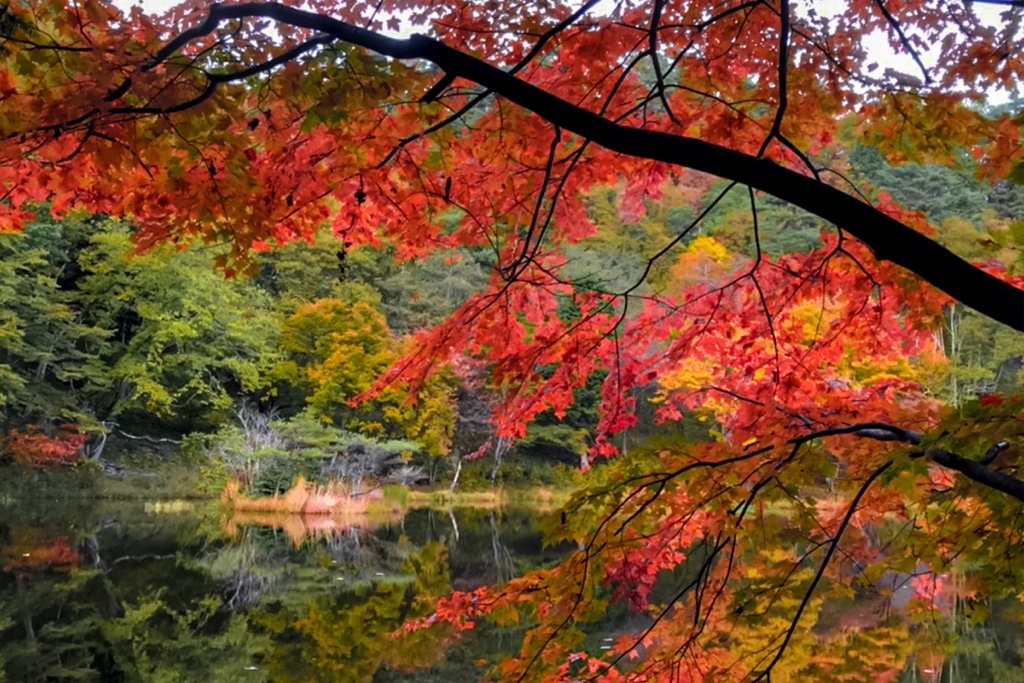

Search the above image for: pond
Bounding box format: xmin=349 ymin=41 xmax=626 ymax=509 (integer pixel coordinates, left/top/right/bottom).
xmin=2 ymin=499 xmax=1024 ymax=682
xmin=0 ymin=499 xmax=574 ymax=682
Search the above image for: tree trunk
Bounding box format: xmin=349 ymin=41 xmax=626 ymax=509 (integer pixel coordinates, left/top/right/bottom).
xmin=16 ymin=575 xmax=34 ymax=643
xmin=449 ymin=457 xmax=462 ymax=492
xmin=85 ymin=430 xmax=108 ymax=461
xmin=489 ymin=455 xmax=501 ymax=485
xmin=489 ymin=436 xmax=510 ymax=486
xmin=448 ymin=508 xmax=460 ymax=542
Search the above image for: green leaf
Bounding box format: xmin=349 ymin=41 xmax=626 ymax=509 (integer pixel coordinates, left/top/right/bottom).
xmin=1008 ymin=161 xmax=1024 ymax=185
xmin=1010 ymin=221 xmax=1024 ymax=248
xmin=964 ymin=601 xmax=990 ymax=625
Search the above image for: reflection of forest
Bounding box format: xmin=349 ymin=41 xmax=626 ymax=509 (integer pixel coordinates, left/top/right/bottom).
xmin=0 ymin=502 xmax=569 ymax=682
xmin=4 ymin=502 xmax=1024 ymax=682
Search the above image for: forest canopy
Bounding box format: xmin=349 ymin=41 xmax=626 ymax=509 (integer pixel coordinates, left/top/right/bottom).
xmin=5 ymin=0 xmax=1024 ymax=680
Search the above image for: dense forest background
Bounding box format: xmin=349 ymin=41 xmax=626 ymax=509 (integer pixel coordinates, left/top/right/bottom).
xmin=3 ymin=138 xmax=1024 ymax=491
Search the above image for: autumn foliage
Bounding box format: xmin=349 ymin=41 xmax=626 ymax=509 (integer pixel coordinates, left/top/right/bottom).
xmin=3 ymin=424 xmax=87 ymax=469
xmin=4 ymin=0 xmax=1024 ymax=680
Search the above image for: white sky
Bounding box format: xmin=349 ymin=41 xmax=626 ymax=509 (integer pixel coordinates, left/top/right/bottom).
xmin=116 ymin=0 xmax=175 ymax=14
xmin=115 ymin=0 xmax=1015 ymax=103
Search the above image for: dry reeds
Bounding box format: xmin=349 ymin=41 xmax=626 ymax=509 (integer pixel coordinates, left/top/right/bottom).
xmin=222 ymin=476 xmax=379 ymax=515
xmin=221 ymin=476 xmax=405 ymax=545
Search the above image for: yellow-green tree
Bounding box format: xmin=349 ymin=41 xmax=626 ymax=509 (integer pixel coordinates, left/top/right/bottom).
xmin=276 ymin=297 xmax=457 ymax=457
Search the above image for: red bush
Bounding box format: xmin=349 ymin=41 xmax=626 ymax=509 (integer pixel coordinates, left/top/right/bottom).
xmin=4 ymin=424 xmax=87 ymax=468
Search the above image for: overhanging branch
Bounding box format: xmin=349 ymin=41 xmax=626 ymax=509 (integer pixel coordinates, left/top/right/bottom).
xmin=927 ymin=443 xmax=1018 ymax=497
xmin=803 ymin=423 xmax=1021 ymax=503
xmin=154 ymin=2 xmax=1024 ymax=330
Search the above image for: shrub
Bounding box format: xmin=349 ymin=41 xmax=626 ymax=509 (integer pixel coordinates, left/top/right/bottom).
xmin=3 ymin=424 xmax=88 ymax=469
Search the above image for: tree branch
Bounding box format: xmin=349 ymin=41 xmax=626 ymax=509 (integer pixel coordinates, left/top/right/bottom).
xmin=926 ymin=445 xmax=1022 ymax=500
xmin=150 ymin=2 xmax=1024 ymax=330
xmin=752 ymin=460 xmax=893 ymax=681
xmin=872 ymin=0 xmax=931 ymax=85
xmin=795 ymin=422 xmax=923 ymax=444
xmin=800 ymin=422 xmax=1023 ymax=503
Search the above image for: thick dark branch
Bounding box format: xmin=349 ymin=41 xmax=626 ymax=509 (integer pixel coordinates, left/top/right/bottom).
xmin=979 ymin=439 xmax=1010 ymax=466
xmin=154 ymin=2 xmax=1024 ymax=330
xmin=103 ymin=77 xmax=133 ymax=102
xmin=210 ymin=34 xmax=334 ymax=82
xmin=926 ymin=446 xmax=1023 ymax=501
xmin=394 ymin=0 xmax=606 ymax=163
xmin=802 ymin=422 xmax=1023 ymax=503
xmin=647 ymin=0 xmax=679 ymax=125
xmin=758 ymin=0 xmax=789 ymax=157
xmin=851 ymin=428 xmax=913 ymax=441
xmin=795 ymin=422 xmax=923 ymax=444
xmin=419 ymin=72 xmax=455 ymax=103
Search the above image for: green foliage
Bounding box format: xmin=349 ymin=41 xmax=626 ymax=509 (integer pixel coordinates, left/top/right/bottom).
xmin=197 ymin=456 xmax=232 ymax=494
xmin=851 ymin=144 xmax=1024 ymax=224
xmin=253 ymin=229 xmax=355 ymax=313
xmin=0 ymin=216 xmax=111 ymax=429
xmin=257 ymin=232 xmax=489 ymax=335
xmin=449 ymin=451 xmax=577 ymax=490
xmin=0 ymin=462 xmax=101 ymax=502
xmin=74 ymin=222 xmax=280 ymax=429
xmin=248 ymin=456 xmax=322 ymax=497
xmin=346 ymin=246 xmax=489 ymax=334
xmin=695 ymin=181 xmax=828 ymax=258
xmin=0 ymin=212 xmax=466 ymax=481
xmin=0 ymin=212 xmax=282 ymax=436
xmin=938 ymin=303 xmax=1024 ymax=407
xmin=275 ymin=296 xmax=394 ymax=428
xmin=101 ymin=591 xmax=268 ymax=682
xmin=516 ymin=424 xmax=590 ymax=465
xmin=381 ymin=483 xmax=410 ymax=506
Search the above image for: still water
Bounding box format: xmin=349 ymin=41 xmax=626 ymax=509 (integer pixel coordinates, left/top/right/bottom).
xmin=3 ymin=500 xmax=1024 ymax=682
xmin=0 ymin=500 xmax=570 ymax=682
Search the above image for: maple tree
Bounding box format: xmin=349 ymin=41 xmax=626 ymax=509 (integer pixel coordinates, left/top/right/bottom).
xmin=3 ymin=423 xmax=87 ymax=468
xmin=5 ymin=0 xmax=1024 ymax=680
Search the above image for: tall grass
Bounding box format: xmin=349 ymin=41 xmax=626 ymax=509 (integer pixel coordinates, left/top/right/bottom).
xmin=222 ymin=476 xmax=383 ymax=514
xmin=220 ymin=476 xmax=405 ymax=545
xmin=405 ymin=486 xmax=570 ymax=511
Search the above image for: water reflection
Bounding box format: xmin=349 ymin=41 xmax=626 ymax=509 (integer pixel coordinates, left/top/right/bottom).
xmin=0 ymin=502 xmax=559 ymax=682
xmin=3 ymin=502 xmax=1024 ymax=681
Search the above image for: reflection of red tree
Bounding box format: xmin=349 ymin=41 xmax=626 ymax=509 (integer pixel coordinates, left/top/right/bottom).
xmin=911 ymin=572 xmax=949 ymax=609
xmin=1 ymin=530 xmax=79 ymax=574
xmin=3 ymin=424 xmax=87 ymax=469
xmin=382 ymin=622 xmax=459 ymax=673
xmin=915 ymin=649 xmax=945 ymax=682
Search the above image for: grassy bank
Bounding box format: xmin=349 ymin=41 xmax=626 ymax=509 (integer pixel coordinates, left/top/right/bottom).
xmin=405 ymin=485 xmax=571 ymax=511
xmin=0 ymin=461 xmax=212 ymax=503
xmin=0 ymin=461 xmax=577 ymax=516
